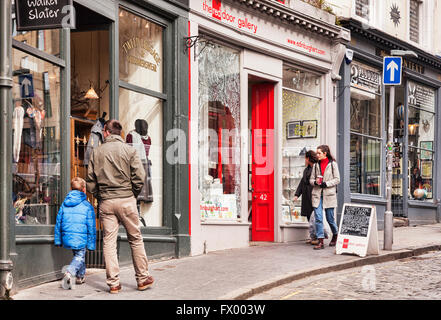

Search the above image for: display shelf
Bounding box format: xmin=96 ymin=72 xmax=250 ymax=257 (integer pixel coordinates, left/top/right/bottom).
xmin=282 ymin=148 xmax=306 ymax=223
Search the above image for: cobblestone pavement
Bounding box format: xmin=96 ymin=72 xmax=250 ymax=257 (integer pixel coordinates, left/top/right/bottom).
xmin=249 ymin=251 xmax=441 ymax=300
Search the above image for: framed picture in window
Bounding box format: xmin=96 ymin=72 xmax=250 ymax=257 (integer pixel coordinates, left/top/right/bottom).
xmin=282 ymin=205 xmax=291 ymax=223
xmin=421 ymin=160 xmax=433 ymax=179
xmin=421 ymin=179 xmax=433 ymax=199
xmin=302 ymin=120 xmax=317 ymax=138
xmin=286 ymin=121 xmax=302 ymax=139
xmin=420 ymin=141 xmax=433 ymax=160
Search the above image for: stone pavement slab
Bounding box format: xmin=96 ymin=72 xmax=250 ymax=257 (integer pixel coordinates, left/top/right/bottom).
xmin=12 ymin=223 xmax=441 ymax=300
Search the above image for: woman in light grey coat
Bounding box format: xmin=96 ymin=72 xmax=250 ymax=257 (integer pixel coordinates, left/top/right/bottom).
xmin=309 ymin=145 xmax=340 ymax=250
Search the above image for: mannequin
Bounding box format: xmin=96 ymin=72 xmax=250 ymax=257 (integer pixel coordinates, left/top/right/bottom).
xmin=126 ymin=119 xmax=153 ymax=203
xmin=84 ymin=112 xmax=107 ymax=166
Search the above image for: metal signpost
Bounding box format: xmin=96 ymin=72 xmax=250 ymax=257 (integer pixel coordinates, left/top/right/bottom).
xmin=383 ymin=56 xmax=402 ymax=251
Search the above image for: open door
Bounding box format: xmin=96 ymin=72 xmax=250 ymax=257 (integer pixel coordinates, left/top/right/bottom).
xmin=251 ymin=83 xmax=274 ymax=241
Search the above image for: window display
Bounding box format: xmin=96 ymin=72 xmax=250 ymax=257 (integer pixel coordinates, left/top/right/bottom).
xmin=349 ymin=61 xmax=382 ymax=195
xmin=198 ymin=41 xmax=241 ymax=220
xmin=407 ymin=81 xmax=435 ymax=201
xmin=12 ymin=49 xmax=61 ymax=225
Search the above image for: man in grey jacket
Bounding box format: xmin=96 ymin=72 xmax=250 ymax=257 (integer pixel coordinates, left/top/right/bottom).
xmin=86 ymin=120 xmax=154 ymax=293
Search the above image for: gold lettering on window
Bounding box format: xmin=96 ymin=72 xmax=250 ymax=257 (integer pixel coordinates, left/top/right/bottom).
xmin=121 ymin=37 xmax=161 ymax=72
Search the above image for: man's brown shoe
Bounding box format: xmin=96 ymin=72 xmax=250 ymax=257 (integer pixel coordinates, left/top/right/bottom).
xmin=109 ymin=284 xmax=122 ymax=294
xmin=138 ymin=276 xmax=154 ymax=291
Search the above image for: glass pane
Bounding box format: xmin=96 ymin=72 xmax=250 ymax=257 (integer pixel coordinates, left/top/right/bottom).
xmin=407 ymin=82 xmax=435 ymax=202
xmin=119 ymin=88 xmax=163 ymax=226
xmin=12 ymin=19 xmax=60 ymax=57
xmin=282 ymin=89 xmax=320 ymax=215
xmin=282 ymin=66 xmax=321 ymax=96
xmin=119 ymin=8 xmax=163 ymax=92
xmin=350 ymin=91 xmax=381 ymax=137
xmin=408 ymin=107 xmax=435 ymax=149
xmin=198 ymin=42 xmax=241 ymax=220
xmin=350 ymin=134 xmax=381 ymax=195
xmin=12 ymin=49 xmax=61 ymax=225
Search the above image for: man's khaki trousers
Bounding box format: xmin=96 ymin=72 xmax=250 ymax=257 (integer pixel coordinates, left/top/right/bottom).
xmin=99 ymin=196 xmax=150 ymax=287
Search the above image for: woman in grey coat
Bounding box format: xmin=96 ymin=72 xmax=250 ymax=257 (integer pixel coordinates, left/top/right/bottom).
xmin=309 ymin=145 xmax=340 ymax=250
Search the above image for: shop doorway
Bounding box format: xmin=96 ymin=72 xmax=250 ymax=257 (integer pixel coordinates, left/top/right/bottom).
xmin=70 ymin=4 xmax=112 ymax=268
xmin=249 ymin=80 xmax=275 ymax=241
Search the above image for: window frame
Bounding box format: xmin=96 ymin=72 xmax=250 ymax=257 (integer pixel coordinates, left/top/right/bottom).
xmin=348 ymin=60 xmax=384 ymax=197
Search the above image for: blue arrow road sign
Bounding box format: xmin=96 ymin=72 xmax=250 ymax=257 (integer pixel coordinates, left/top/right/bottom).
xmin=19 ymin=74 xmax=34 ymax=98
xmin=383 ymin=56 xmax=402 ymax=85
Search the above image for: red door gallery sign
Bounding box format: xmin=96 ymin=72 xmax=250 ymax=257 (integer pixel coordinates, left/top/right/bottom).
xmin=336 ymin=203 xmax=379 ymax=257
xmin=201 ymin=0 xmax=259 ymax=34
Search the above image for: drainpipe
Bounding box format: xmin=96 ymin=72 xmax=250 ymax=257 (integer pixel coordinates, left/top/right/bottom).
xmin=0 ymin=0 xmax=13 ymax=299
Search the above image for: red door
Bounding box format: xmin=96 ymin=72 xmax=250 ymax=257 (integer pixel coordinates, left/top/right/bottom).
xmin=251 ymin=83 xmax=274 ymax=241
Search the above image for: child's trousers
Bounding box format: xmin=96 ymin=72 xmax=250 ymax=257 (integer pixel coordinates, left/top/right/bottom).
xmin=66 ymin=248 xmax=86 ymax=278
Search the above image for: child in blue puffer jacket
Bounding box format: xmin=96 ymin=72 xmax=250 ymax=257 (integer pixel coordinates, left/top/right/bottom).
xmin=55 ymin=177 xmax=96 ymax=289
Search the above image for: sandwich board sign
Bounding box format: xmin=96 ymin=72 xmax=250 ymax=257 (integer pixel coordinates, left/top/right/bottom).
xmin=336 ymin=203 xmax=379 ymax=257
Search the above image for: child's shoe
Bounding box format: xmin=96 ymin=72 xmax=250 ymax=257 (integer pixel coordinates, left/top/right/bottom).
xmin=76 ymin=276 xmax=85 ymax=285
xmin=62 ymin=272 xmax=75 ymax=290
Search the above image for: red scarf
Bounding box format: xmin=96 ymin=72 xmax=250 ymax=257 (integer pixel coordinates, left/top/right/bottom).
xmin=320 ymin=158 xmax=329 ymax=175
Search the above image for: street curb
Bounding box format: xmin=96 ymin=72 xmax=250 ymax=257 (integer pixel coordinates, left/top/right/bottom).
xmin=220 ymin=244 xmax=441 ymax=300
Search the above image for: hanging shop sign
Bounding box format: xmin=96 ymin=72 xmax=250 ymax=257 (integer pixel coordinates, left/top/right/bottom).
xmin=15 ymin=0 xmax=76 ymax=31
xmin=350 ymin=61 xmax=381 ymax=94
xmin=336 ymin=203 xmax=379 ymax=257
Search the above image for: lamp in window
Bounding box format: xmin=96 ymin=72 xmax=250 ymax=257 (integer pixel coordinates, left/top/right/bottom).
xmin=408 ymin=123 xmax=418 ymax=135
xmin=84 ymin=83 xmax=99 ymax=100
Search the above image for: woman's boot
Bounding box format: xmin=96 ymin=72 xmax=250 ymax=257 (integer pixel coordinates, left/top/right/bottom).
xmin=313 ymin=238 xmax=324 ymax=250
xmin=329 ymin=234 xmax=338 ymax=247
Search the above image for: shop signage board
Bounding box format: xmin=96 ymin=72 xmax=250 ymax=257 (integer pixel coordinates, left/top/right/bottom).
xmin=350 ymin=61 xmax=381 ymax=94
xmin=336 ymin=203 xmax=379 ymax=257
xmin=383 ymin=56 xmax=402 ymax=85
xmin=195 ymin=0 xmax=331 ymax=60
xmin=15 ymin=0 xmax=75 ymax=31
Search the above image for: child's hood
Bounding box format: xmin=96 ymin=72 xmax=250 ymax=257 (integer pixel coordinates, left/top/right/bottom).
xmin=63 ymin=190 xmax=87 ymax=207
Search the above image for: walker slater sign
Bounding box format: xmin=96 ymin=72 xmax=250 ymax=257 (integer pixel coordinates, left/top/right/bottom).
xmin=15 ymin=0 xmax=76 ymax=31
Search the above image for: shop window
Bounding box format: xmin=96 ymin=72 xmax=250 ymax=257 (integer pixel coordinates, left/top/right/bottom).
xmin=407 ymin=81 xmax=435 ymax=201
xmin=198 ymin=42 xmax=241 ymax=221
xmin=119 ymin=8 xmax=163 ymax=92
xmin=349 ymin=61 xmax=382 ymax=196
xmin=118 ymin=8 xmax=165 ymax=227
xmin=282 ymin=66 xmax=321 ymax=223
xmin=12 ymin=49 xmax=61 ymax=225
